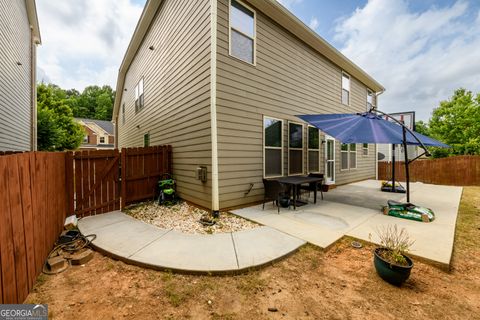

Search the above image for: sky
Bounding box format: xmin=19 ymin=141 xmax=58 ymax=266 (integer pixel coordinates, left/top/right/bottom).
xmin=36 ymin=0 xmax=480 ymax=120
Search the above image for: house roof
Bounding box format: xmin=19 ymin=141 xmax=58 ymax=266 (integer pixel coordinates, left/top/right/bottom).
xmin=112 ymin=0 xmax=385 ymax=121
xmin=75 ymin=118 xmax=114 ymax=135
xmin=26 ymin=0 xmax=41 ymax=44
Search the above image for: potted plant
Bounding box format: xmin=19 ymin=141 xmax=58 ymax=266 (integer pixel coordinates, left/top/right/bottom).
xmin=372 ymin=225 xmax=414 ymax=286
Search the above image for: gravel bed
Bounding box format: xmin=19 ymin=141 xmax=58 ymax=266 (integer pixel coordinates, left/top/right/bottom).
xmin=124 ymin=201 xmax=259 ymax=235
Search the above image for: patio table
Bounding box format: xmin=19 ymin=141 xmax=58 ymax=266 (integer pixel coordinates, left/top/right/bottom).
xmin=272 ymin=176 xmax=323 ymax=210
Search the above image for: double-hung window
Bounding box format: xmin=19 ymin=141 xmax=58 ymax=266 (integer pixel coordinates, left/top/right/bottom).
xmin=264 ymin=117 xmax=283 ymax=177
xmin=367 ymin=89 xmax=374 ymax=110
xmin=289 ymin=122 xmax=304 ymax=175
xmin=230 ymin=0 xmax=255 ymax=65
xmin=363 ymin=143 xmax=369 ymax=156
xmin=342 ymin=72 xmax=350 ymax=105
xmin=135 ymin=78 xmax=144 ymax=113
xmin=308 ymin=126 xmax=320 ymax=172
xmin=341 ymin=143 xmax=357 ymax=170
xmin=99 ymin=137 xmax=105 ymax=144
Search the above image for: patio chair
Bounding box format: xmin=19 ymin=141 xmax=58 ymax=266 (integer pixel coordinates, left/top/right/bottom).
xmin=299 ymin=173 xmax=324 ymax=201
xmin=262 ymin=179 xmax=290 ymax=213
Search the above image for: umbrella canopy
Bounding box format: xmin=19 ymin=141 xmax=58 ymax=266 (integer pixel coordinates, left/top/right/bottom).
xmin=297 ymin=112 xmax=449 ymax=148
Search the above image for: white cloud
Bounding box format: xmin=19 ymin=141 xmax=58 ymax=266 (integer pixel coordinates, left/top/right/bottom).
xmin=334 ymin=0 xmax=480 ymax=120
xmin=309 ymin=17 xmax=319 ymax=30
xmin=36 ymin=0 xmax=144 ymax=90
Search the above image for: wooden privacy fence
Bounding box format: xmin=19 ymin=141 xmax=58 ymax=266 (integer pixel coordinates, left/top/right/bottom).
xmin=378 ymin=155 xmax=480 ymax=186
xmin=0 ymin=152 xmax=69 ymax=304
xmin=70 ymin=145 xmax=172 ymax=217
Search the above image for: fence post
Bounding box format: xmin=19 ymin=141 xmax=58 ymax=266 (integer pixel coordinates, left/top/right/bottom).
xmin=65 ymin=151 xmax=74 ymax=216
xmin=121 ymin=148 xmax=127 ymax=209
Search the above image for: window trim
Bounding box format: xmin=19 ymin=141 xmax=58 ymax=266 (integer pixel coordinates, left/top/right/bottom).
xmin=228 ymin=0 xmax=257 ymax=66
xmin=99 ymin=136 xmax=105 ymax=144
xmin=288 ymin=121 xmax=304 ymax=176
xmin=341 ymin=71 xmax=350 ymax=106
xmin=340 ymin=143 xmax=357 ymax=171
xmin=367 ymin=88 xmax=374 ymax=111
xmin=307 ymin=125 xmax=320 ymax=173
xmin=263 ymin=116 xmax=283 ymax=178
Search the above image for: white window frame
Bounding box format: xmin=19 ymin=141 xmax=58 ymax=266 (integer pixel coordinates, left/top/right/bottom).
xmin=228 ymin=0 xmax=257 ymax=66
xmin=288 ymin=121 xmax=304 ymax=176
xmin=263 ymin=116 xmax=283 ymax=178
xmin=99 ymin=136 xmax=105 ymax=144
xmin=342 ymin=72 xmax=350 ymax=106
xmin=367 ymin=89 xmax=374 ymax=111
xmin=135 ymin=78 xmax=144 ymax=113
xmin=307 ymin=126 xmax=320 ymax=173
xmin=340 ymin=143 xmax=357 ymax=171
xmin=363 ymin=143 xmax=369 ymax=156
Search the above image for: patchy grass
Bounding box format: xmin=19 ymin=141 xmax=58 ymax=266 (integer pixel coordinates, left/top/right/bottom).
xmin=25 ymin=187 xmax=480 ymax=319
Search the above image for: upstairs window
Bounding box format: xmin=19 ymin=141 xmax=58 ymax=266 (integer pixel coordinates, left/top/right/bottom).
xmin=264 ymin=117 xmax=283 ymax=177
xmin=342 ymin=72 xmax=350 ymax=105
xmin=367 ymin=89 xmax=374 ymax=110
xmin=99 ymin=137 xmax=105 ymax=144
xmin=135 ymin=78 xmax=144 ymax=113
xmin=308 ymin=126 xmax=320 ymax=173
xmin=230 ymin=0 xmax=255 ymax=65
xmin=289 ymin=122 xmax=304 ymax=175
xmin=83 ymin=135 xmax=89 ymax=143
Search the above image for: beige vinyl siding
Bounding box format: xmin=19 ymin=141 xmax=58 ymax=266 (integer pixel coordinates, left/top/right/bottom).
xmin=117 ymin=0 xmax=212 ymax=208
xmin=216 ymin=0 xmax=375 ymax=208
xmin=0 ymin=0 xmax=32 ymax=151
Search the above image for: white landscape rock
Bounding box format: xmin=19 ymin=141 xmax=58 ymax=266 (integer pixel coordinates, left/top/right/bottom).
xmin=124 ymin=201 xmax=259 ymax=235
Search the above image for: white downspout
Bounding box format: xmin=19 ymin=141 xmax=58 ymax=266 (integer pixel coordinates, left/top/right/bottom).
xmin=210 ymin=0 xmax=220 ymax=216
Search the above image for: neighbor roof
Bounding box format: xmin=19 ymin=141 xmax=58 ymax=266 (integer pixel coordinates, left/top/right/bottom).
xmin=75 ymin=118 xmax=114 ymax=135
xmin=26 ymin=0 xmax=41 ymax=44
xmin=112 ymin=0 xmax=385 ymax=121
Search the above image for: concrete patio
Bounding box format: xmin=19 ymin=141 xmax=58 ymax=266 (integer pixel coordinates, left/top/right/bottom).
xmin=232 ymin=180 xmax=462 ymax=268
xmin=78 ymin=211 xmax=305 ymax=274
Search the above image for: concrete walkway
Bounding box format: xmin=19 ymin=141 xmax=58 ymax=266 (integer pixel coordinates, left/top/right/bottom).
xmin=78 ymin=211 xmax=305 ymax=273
xmin=233 ymin=180 xmax=462 ymax=268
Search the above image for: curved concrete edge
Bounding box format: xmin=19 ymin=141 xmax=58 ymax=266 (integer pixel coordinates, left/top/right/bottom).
xmin=78 ymin=211 xmax=306 ymax=275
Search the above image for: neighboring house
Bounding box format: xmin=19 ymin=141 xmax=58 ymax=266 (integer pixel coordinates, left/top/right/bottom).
xmin=112 ymin=0 xmax=385 ymax=213
xmin=75 ymin=118 xmax=115 ymax=150
xmin=0 ymin=0 xmax=41 ymax=151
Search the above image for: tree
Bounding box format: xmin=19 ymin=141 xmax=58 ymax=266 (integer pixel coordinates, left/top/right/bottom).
xmin=37 ymin=83 xmax=85 ymax=151
xmin=74 ymin=85 xmax=115 ymax=120
xmin=428 ymin=89 xmax=480 ymax=156
xmin=414 ymin=120 xmax=429 ymax=136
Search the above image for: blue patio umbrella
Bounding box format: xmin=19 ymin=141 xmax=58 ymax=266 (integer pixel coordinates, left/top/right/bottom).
xmin=297 ymin=110 xmax=450 ymax=202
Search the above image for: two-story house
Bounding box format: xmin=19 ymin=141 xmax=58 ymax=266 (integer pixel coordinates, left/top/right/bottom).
xmin=75 ymin=118 xmax=115 ymax=150
xmin=0 ymin=0 xmax=41 ymax=151
xmin=112 ymin=0 xmax=385 ymax=214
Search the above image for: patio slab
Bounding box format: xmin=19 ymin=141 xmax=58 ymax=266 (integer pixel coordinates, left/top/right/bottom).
xmin=78 ymin=211 xmax=306 ymax=273
xmin=232 ymin=180 xmax=462 ymax=268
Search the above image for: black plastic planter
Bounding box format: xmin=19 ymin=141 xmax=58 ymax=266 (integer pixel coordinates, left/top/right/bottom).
xmin=374 ymin=248 xmax=413 ymax=286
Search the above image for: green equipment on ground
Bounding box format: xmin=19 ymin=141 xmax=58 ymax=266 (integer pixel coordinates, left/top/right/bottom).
xmin=383 ymin=200 xmax=435 ymax=222
xmin=158 ymin=173 xmax=177 ymax=206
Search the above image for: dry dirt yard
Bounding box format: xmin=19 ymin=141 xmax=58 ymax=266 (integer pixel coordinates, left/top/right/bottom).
xmin=26 ymin=187 xmax=480 ymax=319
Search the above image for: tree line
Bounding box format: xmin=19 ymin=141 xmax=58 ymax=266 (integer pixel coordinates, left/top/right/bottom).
xmin=415 ymin=89 xmax=480 ymax=158
xmin=37 ymin=83 xmax=115 ymax=151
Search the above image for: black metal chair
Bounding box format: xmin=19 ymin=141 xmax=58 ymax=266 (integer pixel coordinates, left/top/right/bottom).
xmin=299 ymin=173 xmax=324 ymax=201
xmin=262 ymin=179 xmax=290 ymax=213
